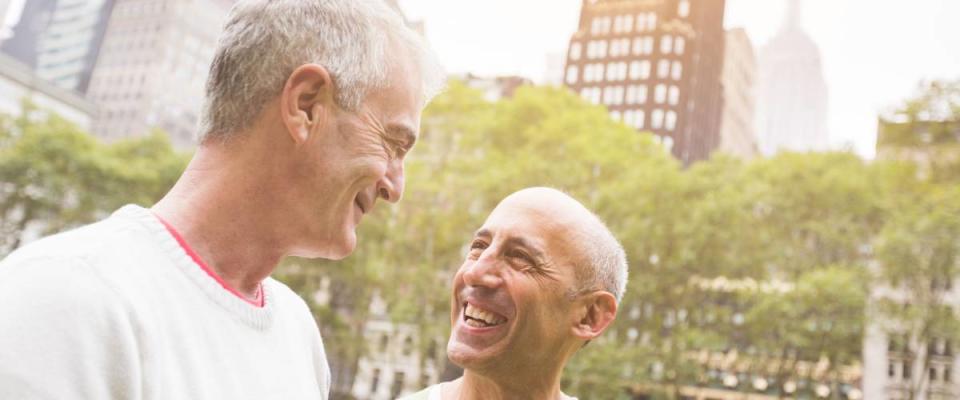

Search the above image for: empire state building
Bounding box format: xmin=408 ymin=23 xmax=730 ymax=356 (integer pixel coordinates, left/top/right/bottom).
xmin=756 ymin=0 xmax=829 ymax=155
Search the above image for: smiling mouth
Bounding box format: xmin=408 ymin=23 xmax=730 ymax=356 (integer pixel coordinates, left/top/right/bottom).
xmin=463 ymin=302 xmax=507 ymax=328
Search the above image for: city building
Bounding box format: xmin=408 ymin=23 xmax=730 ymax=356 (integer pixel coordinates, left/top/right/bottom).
xmin=458 ymin=73 xmax=532 ymax=102
xmin=0 ymin=0 xmax=57 ymax=68
xmin=863 ymin=279 xmax=960 ymax=400
xmin=875 ymin=118 xmax=960 ymax=181
xmin=349 ymin=291 xmax=444 ymax=400
xmin=718 ymin=28 xmax=758 ymax=159
xmin=0 ymin=0 xmax=114 ymax=94
xmin=756 ymin=0 xmax=829 ymax=156
xmin=562 ymin=0 xmax=726 ymax=165
xmin=0 ymin=52 xmax=96 ymax=130
xmin=0 ymin=0 xmax=14 ymax=39
xmin=85 ymin=0 xmax=232 ymax=149
xmin=543 ymin=51 xmax=566 ymax=86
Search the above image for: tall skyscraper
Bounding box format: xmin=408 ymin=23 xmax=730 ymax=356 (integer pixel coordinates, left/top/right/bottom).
xmin=0 ymin=0 xmax=114 ymax=94
xmin=756 ymin=0 xmax=829 ymax=156
xmin=719 ymin=28 xmax=758 ymax=158
xmin=85 ymin=0 xmax=232 ymax=148
xmin=562 ymin=0 xmax=726 ymax=165
xmin=0 ymin=0 xmax=57 ymax=69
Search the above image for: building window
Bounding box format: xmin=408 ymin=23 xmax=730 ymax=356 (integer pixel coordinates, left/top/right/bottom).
xmin=402 ymin=336 xmax=414 ymax=356
xmin=679 ymin=0 xmax=691 ymax=18
xmin=629 ymin=61 xmax=642 ymax=80
xmin=644 ymin=37 xmax=655 ymax=55
xmin=606 ymin=62 xmax=616 ymax=81
xmin=613 ymin=16 xmax=622 ymax=33
xmin=661 ymin=35 xmax=673 ymax=54
xmin=632 ymin=37 xmax=644 ymax=55
xmin=391 ymin=372 xmax=405 ymax=398
xmin=669 ymin=86 xmax=680 ymax=105
xmin=635 ymin=109 xmax=646 ymax=128
xmin=675 ymin=37 xmax=686 ymax=54
xmin=654 ymin=84 xmax=667 ymax=104
xmin=649 ymin=13 xmax=657 ymax=30
xmin=903 ymin=363 xmax=912 ymax=379
xmin=598 ymin=40 xmax=608 ymax=58
xmin=658 ymin=59 xmax=670 ymax=78
xmin=371 ymin=369 xmax=381 ymax=394
xmin=931 ymin=367 xmax=939 ymax=382
xmin=601 ymin=17 xmax=612 ymax=34
xmin=947 ymin=366 xmax=953 ymax=382
xmin=636 ymin=13 xmax=647 ymax=32
xmin=652 ymin=109 xmax=664 ymax=129
xmin=640 ymin=60 xmax=651 ymax=79
xmin=662 ymin=135 xmax=674 ymax=151
xmin=591 ymin=18 xmax=602 ymax=35
xmin=623 ymin=15 xmax=634 ymax=32
xmin=610 ymin=110 xmax=621 ymax=121
xmin=566 ymin=65 xmax=579 ymax=84
xmin=889 ymin=362 xmax=896 ymax=378
xmin=672 ymin=61 xmax=683 ymax=80
xmin=595 ymin=64 xmax=605 ymax=82
xmin=665 ymin=110 xmax=677 ymax=131
xmin=380 ymin=334 xmax=390 ymax=352
xmin=569 ymin=42 xmax=581 ymax=60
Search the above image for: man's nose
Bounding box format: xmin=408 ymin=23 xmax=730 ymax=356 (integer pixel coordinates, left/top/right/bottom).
xmin=376 ymin=158 xmax=404 ymax=203
xmin=462 ymin=252 xmax=505 ymax=289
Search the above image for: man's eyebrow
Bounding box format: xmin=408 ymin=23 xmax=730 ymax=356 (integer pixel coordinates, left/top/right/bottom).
xmin=387 ymin=123 xmax=417 ymax=148
xmin=503 ymin=236 xmax=546 ymax=260
xmin=473 ymin=228 xmax=546 ymax=259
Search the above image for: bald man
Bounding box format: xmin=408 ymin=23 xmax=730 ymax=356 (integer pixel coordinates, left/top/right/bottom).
xmin=405 ymin=187 xmax=628 ymax=400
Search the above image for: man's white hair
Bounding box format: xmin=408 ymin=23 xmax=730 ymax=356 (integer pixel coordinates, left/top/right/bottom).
xmin=198 ymin=0 xmax=445 ymax=142
xmin=575 ymin=209 xmax=629 ymax=304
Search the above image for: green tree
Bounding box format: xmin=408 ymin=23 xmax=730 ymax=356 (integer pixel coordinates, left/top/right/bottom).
xmin=0 ymin=108 xmax=187 ymax=255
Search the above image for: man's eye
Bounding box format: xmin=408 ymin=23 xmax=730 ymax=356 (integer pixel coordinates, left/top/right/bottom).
xmin=508 ymin=250 xmax=533 ymax=264
xmin=470 ymin=240 xmax=487 ymax=250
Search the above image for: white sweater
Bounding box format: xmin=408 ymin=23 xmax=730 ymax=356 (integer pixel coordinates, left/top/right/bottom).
xmin=0 ymin=205 xmax=331 ymax=400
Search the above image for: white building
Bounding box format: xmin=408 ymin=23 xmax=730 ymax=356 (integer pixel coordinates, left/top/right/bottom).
xmin=0 ymin=52 xmax=96 ymax=130
xmin=85 ymin=0 xmax=232 ymax=149
xmin=542 ymin=51 xmax=565 ymax=86
xmin=349 ymin=291 xmax=443 ymax=400
xmin=719 ymin=28 xmax=758 ymax=159
xmin=863 ymin=279 xmax=960 ymax=400
xmin=755 ymin=0 xmax=829 ymax=156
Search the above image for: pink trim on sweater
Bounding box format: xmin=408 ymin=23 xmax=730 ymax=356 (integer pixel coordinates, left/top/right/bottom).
xmin=154 ymin=215 xmax=264 ymax=308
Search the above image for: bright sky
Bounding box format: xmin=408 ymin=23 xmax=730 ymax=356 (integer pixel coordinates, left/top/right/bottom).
xmin=398 ymin=0 xmax=960 ymax=159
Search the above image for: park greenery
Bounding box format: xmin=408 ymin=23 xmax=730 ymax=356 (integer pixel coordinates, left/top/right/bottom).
xmin=0 ymin=80 xmax=957 ymax=399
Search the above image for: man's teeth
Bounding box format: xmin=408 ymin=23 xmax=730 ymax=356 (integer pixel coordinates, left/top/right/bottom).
xmin=464 ymin=303 xmax=506 ymax=326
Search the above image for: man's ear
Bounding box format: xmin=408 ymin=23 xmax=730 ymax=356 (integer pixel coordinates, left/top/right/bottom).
xmin=280 ymin=64 xmax=335 ymax=144
xmin=572 ymin=291 xmax=618 ymax=341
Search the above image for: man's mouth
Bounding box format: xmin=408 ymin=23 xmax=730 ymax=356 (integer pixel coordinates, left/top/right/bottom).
xmin=463 ymin=302 xmax=507 ymax=328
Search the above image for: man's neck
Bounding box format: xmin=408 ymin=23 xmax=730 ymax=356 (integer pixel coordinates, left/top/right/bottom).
xmin=447 ymin=371 xmax=568 ymax=400
xmin=152 ymin=145 xmax=288 ymax=299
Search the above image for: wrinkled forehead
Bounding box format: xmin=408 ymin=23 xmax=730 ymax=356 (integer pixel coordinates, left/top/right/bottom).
xmin=480 ymin=197 xmax=589 ymax=259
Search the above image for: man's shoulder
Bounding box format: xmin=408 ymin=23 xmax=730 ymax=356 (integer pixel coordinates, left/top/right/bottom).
xmin=2 ymin=205 xmax=155 ymax=269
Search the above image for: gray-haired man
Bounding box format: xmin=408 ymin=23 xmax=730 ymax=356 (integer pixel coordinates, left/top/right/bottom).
xmin=0 ymin=1 xmax=443 ymax=399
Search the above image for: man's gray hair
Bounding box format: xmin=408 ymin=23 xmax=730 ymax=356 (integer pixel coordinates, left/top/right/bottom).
xmin=198 ymin=0 xmax=445 ymax=142
xmin=574 ymin=211 xmax=629 ymax=304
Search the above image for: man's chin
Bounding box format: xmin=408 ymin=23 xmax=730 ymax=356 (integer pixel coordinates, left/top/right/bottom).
xmin=446 ymin=338 xmax=503 ymax=370
xmin=293 ymin=231 xmax=357 ymax=260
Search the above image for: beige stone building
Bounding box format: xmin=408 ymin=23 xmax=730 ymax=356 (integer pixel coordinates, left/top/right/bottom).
xmin=86 ymin=0 xmax=232 ymax=149
xmin=719 ymin=28 xmax=758 ymax=159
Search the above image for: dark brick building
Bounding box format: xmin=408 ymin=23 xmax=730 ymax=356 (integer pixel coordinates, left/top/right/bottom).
xmin=563 ymin=0 xmax=726 ymax=164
